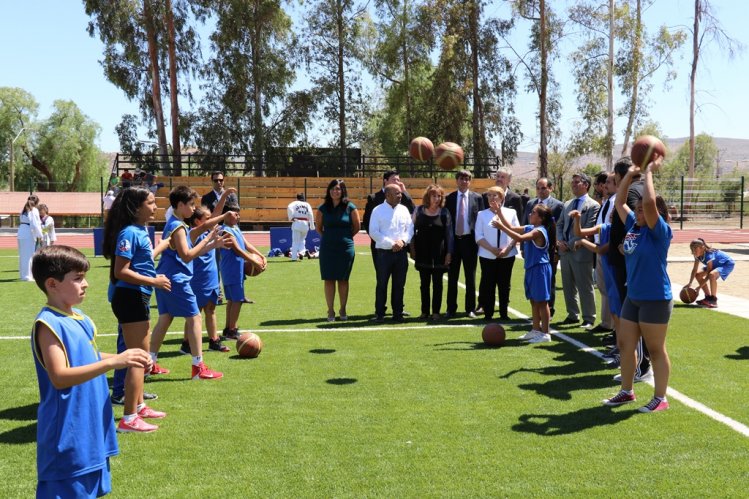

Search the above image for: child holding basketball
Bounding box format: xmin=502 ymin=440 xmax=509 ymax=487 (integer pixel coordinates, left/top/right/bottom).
xmin=103 ymin=186 xmax=171 ymax=433
xmin=687 ymin=238 xmax=734 ymax=308
xmin=31 ymin=245 xmax=152 ymax=497
xmin=219 ymin=203 xmax=266 ymax=339
xmin=492 ymin=191 xmax=556 ymax=343
xmin=148 ymin=186 xmax=234 ymax=380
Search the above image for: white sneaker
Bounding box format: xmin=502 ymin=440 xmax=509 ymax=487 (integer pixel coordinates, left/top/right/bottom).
xmin=519 ymin=329 xmax=542 ymax=340
xmin=613 ymin=368 xmax=654 ymax=383
xmin=527 ymin=333 xmax=552 ymax=344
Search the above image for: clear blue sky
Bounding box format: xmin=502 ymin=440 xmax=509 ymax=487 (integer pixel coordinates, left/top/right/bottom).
xmin=1 ymin=0 xmax=747 ymax=153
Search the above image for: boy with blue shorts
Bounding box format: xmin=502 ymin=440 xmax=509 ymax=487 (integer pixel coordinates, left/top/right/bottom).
xmin=31 ymin=245 xmax=151 ymax=498
xmin=220 ymin=204 xmax=267 ymax=339
xmin=148 ymin=186 xmax=234 ymax=380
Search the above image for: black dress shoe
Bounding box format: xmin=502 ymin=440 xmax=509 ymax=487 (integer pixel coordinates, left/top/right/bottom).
xmin=590 ymin=324 xmax=613 ymax=333
xmin=559 ymin=317 xmax=578 ymax=325
xmin=602 ymin=332 xmax=617 ymax=346
xmin=581 ymin=321 xmax=595 ymax=329
xmin=444 ymin=312 xmax=456 ymax=319
xmin=499 ymin=315 xmax=511 ymax=321
xmin=373 ymin=316 xmax=385 ymax=324
xmin=392 ymin=315 xmax=405 ymax=323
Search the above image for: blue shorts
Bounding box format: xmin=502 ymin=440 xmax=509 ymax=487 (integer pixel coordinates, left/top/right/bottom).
xmin=194 ymin=287 xmax=220 ymax=309
xmin=711 ymin=261 xmax=735 ymax=281
xmin=524 ymin=263 xmax=552 ymax=302
xmin=224 ymin=283 xmax=245 ymax=302
xmin=37 ymin=459 xmax=112 ymax=498
xmin=156 ymin=279 xmax=200 ymax=317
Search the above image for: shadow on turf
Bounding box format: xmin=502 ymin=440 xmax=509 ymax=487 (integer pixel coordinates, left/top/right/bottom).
xmin=512 ymin=406 xmax=637 ymax=436
xmin=0 ymin=422 xmax=36 ymax=444
xmin=725 ymin=346 xmax=749 ymax=360
xmin=326 ymin=378 xmax=357 ymax=385
xmin=310 ymin=349 xmax=336 ymax=354
xmin=0 ymin=403 xmax=37 ymax=421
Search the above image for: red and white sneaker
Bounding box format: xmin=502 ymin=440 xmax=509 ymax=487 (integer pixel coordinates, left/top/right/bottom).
xmin=191 ymin=362 xmax=223 ymax=380
xmin=137 ymin=405 xmax=167 ymax=419
xmin=117 ymin=415 xmax=158 ymax=433
xmin=149 ymin=363 xmax=170 ymax=375
xmin=638 ymin=397 xmax=670 ymax=413
xmin=602 ymin=390 xmax=636 ymax=407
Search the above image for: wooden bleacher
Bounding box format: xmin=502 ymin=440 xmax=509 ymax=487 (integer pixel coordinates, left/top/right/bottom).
xmin=154 ymin=176 xmax=497 ymax=225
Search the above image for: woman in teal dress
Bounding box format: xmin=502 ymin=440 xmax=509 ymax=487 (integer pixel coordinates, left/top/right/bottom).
xmin=314 ymin=179 xmax=361 ymax=322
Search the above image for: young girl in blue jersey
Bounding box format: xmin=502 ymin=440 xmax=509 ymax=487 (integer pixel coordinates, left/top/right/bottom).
xmin=31 ymin=245 xmax=152 ymax=497
xmin=103 ymin=187 xmax=171 ymax=433
xmin=492 ymin=192 xmax=556 ymax=344
xmin=220 ymin=204 xmax=267 ymax=339
xmin=604 ymin=155 xmax=673 ymax=413
xmin=148 ymin=186 xmax=234 ymax=381
xmin=687 ymin=238 xmax=735 ymax=309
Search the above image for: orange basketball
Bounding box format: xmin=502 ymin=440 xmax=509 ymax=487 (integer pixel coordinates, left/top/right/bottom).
xmin=630 ymin=135 xmax=666 ymax=168
xmin=482 ymin=323 xmax=506 ymax=347
xmin=236 ymin=333 xmax=263 ymax=358
xmin=435 ymin=142 xmax=464 ymax=170
xmin=679 ymin=286 xmax=698 ymax=304
xmin=409 ymin=137 xmax=435 ymax=161
xmin=244 ymin=254 xmax=265 ymax=277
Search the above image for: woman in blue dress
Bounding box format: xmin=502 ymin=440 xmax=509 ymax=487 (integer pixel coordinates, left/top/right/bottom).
xmin=314 ymin=179 xmax=361 ymax=322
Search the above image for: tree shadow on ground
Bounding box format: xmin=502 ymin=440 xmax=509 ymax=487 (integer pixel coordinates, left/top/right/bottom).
xmin=431 ymin=339 xmax=528 ymax=351
xmin=725 ymin=346 xmax=749 ymax=360
xmin=0 ymin=422 xmax=36 ymax=444
xmin=512 ymin=405 xmax=637 ymax=436
xmin=326 ymin=378 xmax=357 ymax=385
xmin=0 ymin=403 xmax=37 ymax=421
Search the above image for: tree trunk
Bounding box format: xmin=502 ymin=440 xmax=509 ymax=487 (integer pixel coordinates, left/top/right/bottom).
xmin=689 ymin=0 xmax=700 ymax=178
xmin=22 ymin=147 xmax=53 ymax=191
xmin=470 ymin=0 xmax=481 ymax=170
xmin=165 ymin=0 xmax=181 ymax=175
xmin=621 ymin=0 xmax=642 ymax=158
xmin=252 ymin=12 xmax=265 ymax=176
xmin=143 ymin=0 xmax=170 ymax=174
xmin=402 ymin=1 xmax=412 ymax=146
xmin=538 ymin=0 xmax=548 ymax=179
xmin=606 ymin=0 xmax=614 ymax=170
xmin=336 ymin=1 xmax=347 ymax=174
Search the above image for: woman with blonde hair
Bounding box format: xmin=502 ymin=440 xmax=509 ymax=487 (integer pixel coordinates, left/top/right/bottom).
xmin=411 ymin=184 xmax=453 ymax=320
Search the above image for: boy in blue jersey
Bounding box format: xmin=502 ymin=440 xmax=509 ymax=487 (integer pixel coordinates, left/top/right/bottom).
xmin=31 ymin=245 xmax=151 ymax=498
xmin=219 ymin=204 xmax=267 ymax=339
xmin=148 ymin=186 xmax=235 ymax=380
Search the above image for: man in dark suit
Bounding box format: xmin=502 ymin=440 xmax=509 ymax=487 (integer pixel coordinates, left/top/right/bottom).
xmin=522 ymin=177 xmax=564 ymax=317
xmin=363 ymin=170 xmax=416 ymax=268
xmin=556 ymin=173 xmax=599 ymax=328
xmin=491 ymin=167 xmax=524 ymax=223
xmin=445 ymin=169 xmax=484 ymax=318
xmin=201 ymin=171 xmax=238 ymax=217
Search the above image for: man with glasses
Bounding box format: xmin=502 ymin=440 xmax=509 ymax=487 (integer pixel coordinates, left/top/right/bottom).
xmin=202 ymin=171 xmax=238 ymax=217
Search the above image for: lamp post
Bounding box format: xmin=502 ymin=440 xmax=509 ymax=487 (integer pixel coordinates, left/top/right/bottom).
xmin=9 ymin=127 xmax=26 ymax=192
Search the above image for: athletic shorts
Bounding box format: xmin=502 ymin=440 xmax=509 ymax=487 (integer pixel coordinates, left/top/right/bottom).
xmin=195 ymin=287 xmax=220 ymax=310
xmin=111 ymin=287 xmax=151 ymax=323
xmin=620 ymin=297 xmax=673 ymax=325
xmin=711 ymin=261 xmax=735 ymax=281
xmin=524 ymin=264 xmax=552 ymax=302
xmin=37 ymin=458 xmax=112 ymax=498
xmin=156 ymin=279 xmax=200 ymax=317
xmin=224 ymin=283 xmax=245 ymax=302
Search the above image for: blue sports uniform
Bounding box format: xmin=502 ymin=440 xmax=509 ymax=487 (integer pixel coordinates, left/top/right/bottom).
xmin=114 ymin=225 xmax=155 ymax=295
xmin=698 ymin=249 xmax=735 ymax=281
xmin=155 ymin=216 xmax=199 ymax=317
xmin=622 ymin=211 xmax=673 ymax=301
xmin=220 ymin=225 xmax=246 ymax=302
xmin=598 ymin=223 xmax=622 ymax=316
xmin=32 ymin=306 xmax=118 ymax=498
xmin=191 ymin=231 xmax=220 ymax=309
xmin=522 ymin=225 xmax=552 ymax=302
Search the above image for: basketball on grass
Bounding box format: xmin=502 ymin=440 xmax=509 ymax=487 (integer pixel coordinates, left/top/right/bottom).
xmin=679 ymin=286 xmax=698 ymax=304
xmin=409 ymin=137 xmax=434 ymax=161
xmin=244 ymin=254 xmax=265 ymax=277
xmin=630 ymin=135 xmax=666 ymax=168
xmin=237 ymin=333 xmax=263 ymax=358
xmin=482 ymin=323 xmax=506 ymax=347
xmin=435 ymin=142 xmax=464 ymax=170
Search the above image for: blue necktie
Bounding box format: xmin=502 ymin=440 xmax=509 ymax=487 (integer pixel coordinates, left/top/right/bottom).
xmin=567 ymin=198 xmax=580 ymax=240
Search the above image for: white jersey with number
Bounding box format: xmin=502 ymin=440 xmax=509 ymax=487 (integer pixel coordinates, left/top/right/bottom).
xmin=287 ymin=201 xmax=315 ymax=230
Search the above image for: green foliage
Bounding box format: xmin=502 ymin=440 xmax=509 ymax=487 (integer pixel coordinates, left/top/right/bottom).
xmin=0 ymin=87 xmax=39 ymax=188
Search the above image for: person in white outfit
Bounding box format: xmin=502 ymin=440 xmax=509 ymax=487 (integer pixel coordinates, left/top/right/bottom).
xmin=287 ymin=193 xmax=315 ymax=261
xmin=38 ymin=204 xmax=57 ymax=247
xmin=17 ymin=195 xmax=43 ymax=281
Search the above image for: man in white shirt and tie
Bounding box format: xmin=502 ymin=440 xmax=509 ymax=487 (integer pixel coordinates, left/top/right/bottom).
xmin=369 ymin=184 xmax=414 ymax=323
xmin=445 ymin=170 xmax=484 ymax=318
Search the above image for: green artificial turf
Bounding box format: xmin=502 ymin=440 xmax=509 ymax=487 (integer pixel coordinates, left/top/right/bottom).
xmin=0 ymin=248 xmax=747 ymax=497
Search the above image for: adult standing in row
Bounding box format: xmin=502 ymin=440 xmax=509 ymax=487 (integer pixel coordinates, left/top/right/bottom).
xmin=18 ymin=195 xmax=43 ymax=281
xmin=202 ymin=171 xmax=239 ymax=217
xmin=522 ymin=178 xmax=564 ymax=316
xmin=445 ymin=170 xmax=484 ymax=319
xmin=369 ymin=184 xmax=413 ymax=323
xmin=475 ymin=186 xmax=518 ymax=322
xmin=591 ymin=172 xmax=617 ymax=333
xmin=315 ymin=179 xmax=360 ymax=322
xmin=493 ymin=167 xmax=524 ymax=223
xmin=411 ymin=184 xmax=453 ymax=321
xmin=556 ymin=173 xmax=599 ymax=328
xmin=363 ymin=170 xmax=415 ymax=268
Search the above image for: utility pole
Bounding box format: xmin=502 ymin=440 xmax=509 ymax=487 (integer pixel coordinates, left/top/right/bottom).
xmin=9 ymin=128 xmax=27 ymax=192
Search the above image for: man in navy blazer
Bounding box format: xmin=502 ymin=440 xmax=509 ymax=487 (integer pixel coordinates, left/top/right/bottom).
xmin=522 ymin=177 xmax=564 ymax=316
xmin=445 ymin=169 xmax=484 ymax=318
xmin=556 ymin=173 xmax=600 ymax=328
xmin=490 ymin=167 xmax=524 ymax=223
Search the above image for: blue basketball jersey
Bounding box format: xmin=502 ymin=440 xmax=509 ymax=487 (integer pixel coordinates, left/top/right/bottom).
xmin=115 ymin=224 xmax=156 ymax=294
xmin=623 ymin=211 xmax=672 ymax=300
xmin=522 ymin=225 xmax=550 ymax=269
xmin=191 ymin=231 xmax=219 ymax=292
xmin=220 ymin=225 xmax=246 ymax=285
xmin=156 ymin=216 xmax=193 ymax=282
xmin=31 ymin=307 xmax=118 ymax=481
